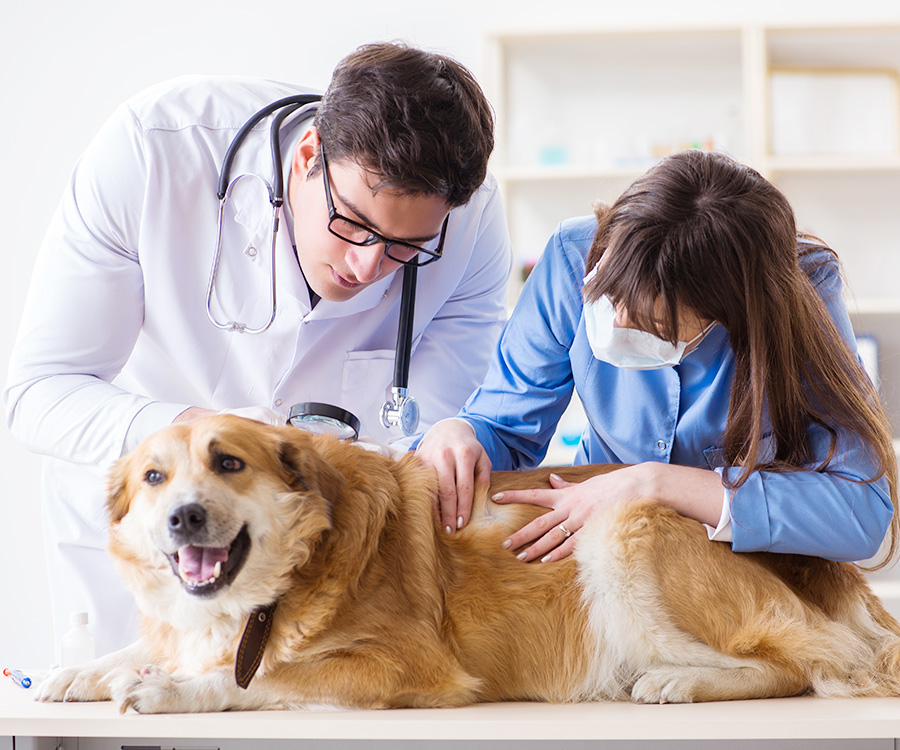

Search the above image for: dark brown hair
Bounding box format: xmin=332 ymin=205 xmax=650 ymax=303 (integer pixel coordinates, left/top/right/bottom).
xmin=312 ymin=42 xmax=494 ymax=207
xmin=584 ymin=149 xmax=898 ymax=567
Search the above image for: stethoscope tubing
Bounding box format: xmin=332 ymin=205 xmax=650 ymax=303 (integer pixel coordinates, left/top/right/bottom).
xmin=217 ymin=94 xmax=322 ymax=201
xmin=395 ymin=264 xmax=417 ymax=390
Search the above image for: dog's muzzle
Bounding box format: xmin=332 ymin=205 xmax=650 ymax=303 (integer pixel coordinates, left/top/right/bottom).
xmin=164 ymin=503 xmax=251 ymax=596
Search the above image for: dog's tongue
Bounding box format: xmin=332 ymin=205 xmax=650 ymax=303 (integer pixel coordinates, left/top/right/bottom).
xmin=178 ymin=545 xmax=228 ymax=582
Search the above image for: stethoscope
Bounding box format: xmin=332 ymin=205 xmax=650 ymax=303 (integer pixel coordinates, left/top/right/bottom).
xmin=207 ymin=94 xmax=422 ymax=439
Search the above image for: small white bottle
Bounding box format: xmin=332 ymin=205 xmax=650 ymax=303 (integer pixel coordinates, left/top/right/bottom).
xmin=61 ymin=612 xmax=95 ymax=667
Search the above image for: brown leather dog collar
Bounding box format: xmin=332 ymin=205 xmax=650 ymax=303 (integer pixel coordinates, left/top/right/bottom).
xmin=235 ymin=601 xmax=278 ymax=689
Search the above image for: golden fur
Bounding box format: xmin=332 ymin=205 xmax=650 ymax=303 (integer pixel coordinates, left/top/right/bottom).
xmin=37 ymin=415 xmax=900 ymax=712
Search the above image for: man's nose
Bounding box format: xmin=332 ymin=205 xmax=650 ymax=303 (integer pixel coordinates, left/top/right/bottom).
xmin=346 ymin=243 xmax=386 ymax=283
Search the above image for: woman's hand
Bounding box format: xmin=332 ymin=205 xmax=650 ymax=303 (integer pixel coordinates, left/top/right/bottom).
xmin=493 ymin=462 xmax=724 ymax=563
xmin=415 ymin=418 xmax=492 ymax=534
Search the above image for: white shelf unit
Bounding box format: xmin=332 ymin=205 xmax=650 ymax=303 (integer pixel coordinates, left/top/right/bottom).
xmin=484 ymin=23 xmax=900 ymax=439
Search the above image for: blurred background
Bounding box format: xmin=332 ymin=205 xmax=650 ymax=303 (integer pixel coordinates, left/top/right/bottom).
xmin=3 ymin=0 xmax=900 ymax=669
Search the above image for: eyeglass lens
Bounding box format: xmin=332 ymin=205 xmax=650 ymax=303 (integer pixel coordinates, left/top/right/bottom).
xmin=320 ymin=146 xmax=445 ymax=265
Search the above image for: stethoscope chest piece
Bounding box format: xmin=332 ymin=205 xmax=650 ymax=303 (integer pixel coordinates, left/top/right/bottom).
xmin=380 ymin=387 xmax=419 ymax=436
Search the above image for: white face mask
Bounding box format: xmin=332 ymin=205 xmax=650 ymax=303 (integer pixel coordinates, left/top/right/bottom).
xmin=584 ymin=293 xmax=714 ymax=370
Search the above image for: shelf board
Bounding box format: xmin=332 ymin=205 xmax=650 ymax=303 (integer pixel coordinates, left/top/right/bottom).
xmin=765 ymin=155 xmax=900 ymax=174
xmin=496 ymin=165 xmax=650 ymax=182
xmin=497 ymin=158 xmax=900 ymax=183
xmin=487 ymin=24 xmax=744 ymax=45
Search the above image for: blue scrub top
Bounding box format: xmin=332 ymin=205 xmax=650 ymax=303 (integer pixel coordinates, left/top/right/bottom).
xmin=459 ymin=215 xmax=893 ymax=562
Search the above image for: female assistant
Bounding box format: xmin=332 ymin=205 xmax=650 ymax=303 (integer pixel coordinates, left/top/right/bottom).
xmin=416 ymin=149 xmax=898 ymax=566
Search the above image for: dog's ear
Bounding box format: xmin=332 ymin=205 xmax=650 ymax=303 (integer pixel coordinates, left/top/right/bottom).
xmin=106 ymin=454 xmax=134 ymax=524
xmin=276 ymin=432 xmax=347 ymax=502
xmin=278 ymin=442 xmax=310 ymax=492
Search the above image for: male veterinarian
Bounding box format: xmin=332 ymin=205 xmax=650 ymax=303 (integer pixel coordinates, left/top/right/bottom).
xmin=4 ymin=42 xmax=512 ymax=656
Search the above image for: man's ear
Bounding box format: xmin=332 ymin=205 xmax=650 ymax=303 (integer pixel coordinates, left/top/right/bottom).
xmin=293 ymin=126 xmax=321 ymax=177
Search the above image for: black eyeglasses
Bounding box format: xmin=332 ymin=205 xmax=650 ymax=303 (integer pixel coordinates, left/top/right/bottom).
xmin=320 ymin=147 xmax=447 ymax=267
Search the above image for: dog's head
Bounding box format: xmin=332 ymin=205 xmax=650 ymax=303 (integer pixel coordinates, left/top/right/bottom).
xmin=106 ymin=415 xmax=344 ymax=626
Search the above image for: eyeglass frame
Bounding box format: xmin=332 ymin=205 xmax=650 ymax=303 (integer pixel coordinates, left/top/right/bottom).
xmin=319 ymin=146 xmax=448 ymax=267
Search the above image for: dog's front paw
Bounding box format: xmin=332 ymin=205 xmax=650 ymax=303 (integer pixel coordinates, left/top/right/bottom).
xmin=631 ymin=667 xmax=699 ymax=704
xmin=37 ymin=665 xmax=113 ymax=703
xmin=113 ymin=664 xmax=183 ymax=714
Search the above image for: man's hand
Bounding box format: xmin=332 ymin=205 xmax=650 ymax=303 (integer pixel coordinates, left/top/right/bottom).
xmin=415 ymin=418 xmax=492 ymax=533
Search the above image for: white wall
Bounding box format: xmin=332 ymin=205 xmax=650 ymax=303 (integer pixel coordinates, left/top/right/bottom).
xmin=2 ymin=0 xmax=899 ymax=670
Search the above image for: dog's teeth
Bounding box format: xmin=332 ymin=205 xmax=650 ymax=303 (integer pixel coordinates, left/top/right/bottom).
xmin=213 ymin=561 xmax=222 ymax=579
xmin=179 ymin=566 xmax=190 ymax=583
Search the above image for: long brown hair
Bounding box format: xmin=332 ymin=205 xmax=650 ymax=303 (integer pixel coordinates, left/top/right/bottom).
xmin=584 ymin=150 xmax=898 ymax=568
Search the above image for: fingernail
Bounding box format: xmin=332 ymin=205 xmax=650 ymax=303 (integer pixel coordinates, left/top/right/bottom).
xmin=492 ymin=492 xmax=504 ymax=501
xmin=550 ymin=473 xmax=562 ymax=482
xmin=444 ymin=525 xmax=453 ymax=534
xmin=501 ymin=539 xmax=511 ymax=549
xmin=457 ymin=516 xmax=464 ymax=530
xmin=516 ymin=551 xmax=527 ymax=561
xmin=541 ymin=554 xmax=552 ymax=563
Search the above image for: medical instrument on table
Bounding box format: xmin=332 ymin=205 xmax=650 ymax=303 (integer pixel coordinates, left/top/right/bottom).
xmin=208 ymin=95 xmax=436 ymax=438
xmin=3 ymin=668 xmax=32 ymax=688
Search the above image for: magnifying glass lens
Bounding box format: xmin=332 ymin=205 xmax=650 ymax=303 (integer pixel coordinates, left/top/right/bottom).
xmin=288 ymin=402 xmax=360 ymax=441
xmin=289 ymin=414 xmax=358 ymax=440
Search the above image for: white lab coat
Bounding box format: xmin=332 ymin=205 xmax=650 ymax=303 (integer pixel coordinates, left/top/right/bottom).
xmin=4 ymin=75 xmax=512 ymax=656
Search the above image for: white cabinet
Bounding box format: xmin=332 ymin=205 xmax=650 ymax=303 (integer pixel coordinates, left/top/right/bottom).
xmin=485 ymin=23 xmax=900 ymax=438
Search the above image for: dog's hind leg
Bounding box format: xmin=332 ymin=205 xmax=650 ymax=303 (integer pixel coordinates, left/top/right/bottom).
xmin=632 ymin=663 xmax=806 ymax=704
xmin=575 ymin=499 xmax=899 ymax=702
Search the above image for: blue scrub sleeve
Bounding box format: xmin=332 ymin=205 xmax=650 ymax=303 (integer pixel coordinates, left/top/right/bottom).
xmin=460 ymin=220 xmax=593 ymax=470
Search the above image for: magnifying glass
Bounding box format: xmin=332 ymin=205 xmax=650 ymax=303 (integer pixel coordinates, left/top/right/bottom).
xmin=288 ymin=402 xmax=360 ymax=441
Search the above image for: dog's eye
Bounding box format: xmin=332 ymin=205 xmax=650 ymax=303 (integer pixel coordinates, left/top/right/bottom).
xmin=145 ymin=470 xmax=166 ymax=486
xmin=217 ymin=455 xmax=245 ymax=473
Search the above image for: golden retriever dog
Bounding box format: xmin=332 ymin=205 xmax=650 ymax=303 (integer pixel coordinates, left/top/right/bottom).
xmin=38 ymin=414 xmax=900 ymax=712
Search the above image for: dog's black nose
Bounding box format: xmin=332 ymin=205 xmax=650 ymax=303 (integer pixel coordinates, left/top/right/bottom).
xmin=168 ymin=503 xmax=207 ymax=539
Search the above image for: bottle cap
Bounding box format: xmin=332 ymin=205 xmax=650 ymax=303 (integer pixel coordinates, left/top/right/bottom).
xmin=69 ymin=612 xmax=89 ymax=625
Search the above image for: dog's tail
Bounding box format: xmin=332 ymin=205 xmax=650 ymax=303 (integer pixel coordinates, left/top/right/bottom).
xmin=861 ymin=587 xmax=900 ymax=696
xmin=800 ymin=577 xmax=900 ymax=697
xmin=745 ymin=553 xmax=900 ymax=696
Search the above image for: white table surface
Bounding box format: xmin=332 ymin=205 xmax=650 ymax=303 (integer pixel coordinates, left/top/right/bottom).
xmin=3 ymin=680 xmax=900 ymax=742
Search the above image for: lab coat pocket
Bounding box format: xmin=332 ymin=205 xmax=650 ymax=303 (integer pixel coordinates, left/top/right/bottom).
xmin=340 ymin=350 xmax=395 ymax=442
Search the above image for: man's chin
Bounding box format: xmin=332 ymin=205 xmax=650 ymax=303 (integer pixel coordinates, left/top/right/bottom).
xmin=311 ymin=269 xmax=377 ymax=302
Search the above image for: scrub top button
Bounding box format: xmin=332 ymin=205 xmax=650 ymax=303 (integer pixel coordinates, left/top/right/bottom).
xmin=245 ymin=246 xmax=258 ymax=258
xmin=657 ymin=440 xmax=667 ymax=451
xmin=274 ymin=399 xmax=283 ymax=407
